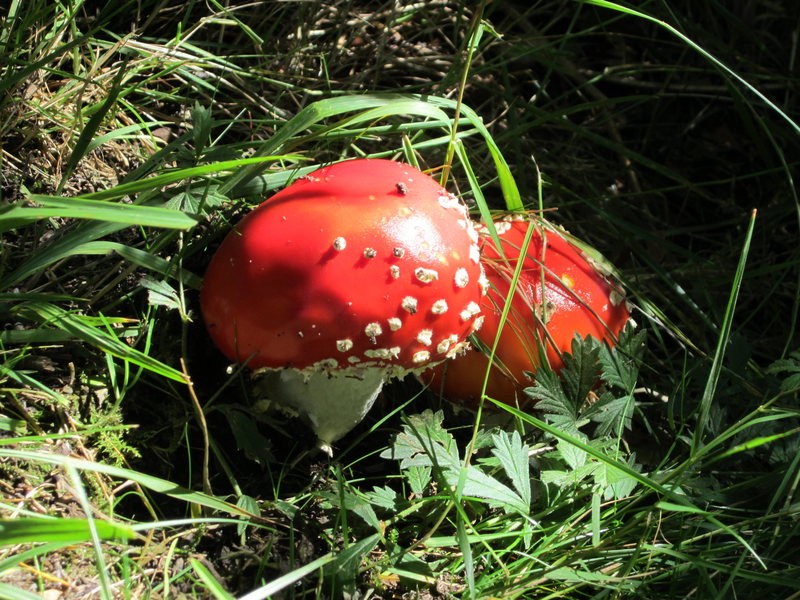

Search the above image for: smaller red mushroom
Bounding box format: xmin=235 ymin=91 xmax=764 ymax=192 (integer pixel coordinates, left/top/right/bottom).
xmin=423 ymin=215 xmax=630 ymax=409
xmin=200 ymin=159 xmax=486 ymax=454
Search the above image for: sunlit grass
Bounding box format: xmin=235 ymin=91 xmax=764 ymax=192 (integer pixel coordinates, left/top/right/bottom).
xmin=1 ymin=0 xmax=798 ymax=598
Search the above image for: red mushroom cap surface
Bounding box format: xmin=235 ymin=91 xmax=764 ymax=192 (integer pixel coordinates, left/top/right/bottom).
xmin=424 ymin=216 xmax=629 ymax=408
xmin=200 ymin=159 xmax=486 ymax=379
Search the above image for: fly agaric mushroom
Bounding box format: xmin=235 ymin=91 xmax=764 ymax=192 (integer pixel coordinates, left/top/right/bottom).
xmin=200 ymin=158 xmax=486 ymax=454
xmin=423 ymin=215 xmax=629 ymax=409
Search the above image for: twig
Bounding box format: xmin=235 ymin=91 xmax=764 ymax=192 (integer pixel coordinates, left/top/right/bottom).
xmin=181 ymin=358 xmax=212 ymax=499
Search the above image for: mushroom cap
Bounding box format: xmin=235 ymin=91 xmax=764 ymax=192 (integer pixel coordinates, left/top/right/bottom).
xmin=200 ymin=159 xmax=486 ymax=379
xmin=424 ymin=216 xmax=630 ymax=408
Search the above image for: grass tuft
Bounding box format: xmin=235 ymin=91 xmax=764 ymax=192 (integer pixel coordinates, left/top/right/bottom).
xmin=1 ymin=0 xmax=798 ymax=598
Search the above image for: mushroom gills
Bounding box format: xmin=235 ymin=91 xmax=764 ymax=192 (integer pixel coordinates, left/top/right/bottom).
xmin=255 ymin=369 xmax=385 ymax=455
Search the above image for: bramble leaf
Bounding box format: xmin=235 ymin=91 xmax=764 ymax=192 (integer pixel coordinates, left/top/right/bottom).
xmin=594 ymin=453 xmax=641 ymax=500
xmin=561 ymin=334 xmax=602 ymax=407
xmin=600 ymin=326 xmax=646 ymax=391
xmin=586 ymin=393 xmax=635 ymax=437
xmin=190 ymin=101 xmax=213 ymax=155
xmin=405 ymin=466 xmax=432 ymax=496
xmin=319 ymin=489 xmax=381 ymax=532
xmin=380 ymin=410 xmax=460 ymax=470
xmin=491 ymin=430 xmax=532 ymax=507
xmin=140 ymin=276 xmax=182 ymax=311
xmin=524 ymin=366 xmax=575 ymax=418
xmin=546 ymin=414 xmax=590 ymax=469
xmin=767 ymin=350 xmax=800 ymax=393
xmin=383 ymin=411 xmax=529 ymax=514
xmin=365 ymin=486 xmax=400 ymax=511
xmin=444 ymin=464 xmax=529 ymax=514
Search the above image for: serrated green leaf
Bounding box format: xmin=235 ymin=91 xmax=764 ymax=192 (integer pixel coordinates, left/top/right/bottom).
xmin=781 ymin=373 xmax=800 ymax=392
xmin=321 ymin=489 xmax=381 ymax=532
xmin=140 ymin=276 xmax=182 ymax=311
xmin=380 ymin=410 xmax=460 ymax=470
xmin=767 ymin=351 xmax=800 ymax=392
xmin=218 ymin=406 xmax=274 ymax=465
xmin=473 ymin=426 xmax=500 ymax=451
xmin=541 ymin=461 xmax=598 ymax=487
xmin=191 ymin=102 xmax=213 ymax=154
xmin=599 ymin=326 xmax=646 ymax=391
xmin=364 ymin=485 xmax=400 ymax=511
xmin=404 ymin=465 xmax=432 ymax=496
xmin=321 ymin=533 xmax=381 ymax=597
xmin=164 ymin=185 xmax=229 ymax=214
xmin=561 ymin=335 xmax=601 ymax=408
xmin=444 ymin=464 xmax=529 ymax=514
xmin=494 ymin=403 xmax=766 ymax=564
xmin=559 ymin=439 xmax=588 ymax=470
xmin=490 ymin=430 xmax=531 ymax=507
xmin=545 ymin=415 xmax=589 ymax=470
xmin=236 ymin=495 xmax=260 ymax=537
xmin=524 ymin=367 xmax=574 ymax=418
xmin=546 ymin=565 xmax=623 ymax=584
xmin=383 ymin=413 xmax=529 ymax=513
xmin=594 ymin=454 xmax=640 ymax=500
xmin=586 ymin=393 xmax=635 ymax=436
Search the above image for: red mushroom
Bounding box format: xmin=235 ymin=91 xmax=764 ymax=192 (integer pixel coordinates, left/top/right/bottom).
xmin=423 ymin=215 xmax=630 ymax=409
xmin=200 ymin=159 xmax=486 ymax=454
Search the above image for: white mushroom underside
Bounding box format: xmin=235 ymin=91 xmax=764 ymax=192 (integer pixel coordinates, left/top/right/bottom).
xmin=255 ymin=368 xmax=385 ymax=454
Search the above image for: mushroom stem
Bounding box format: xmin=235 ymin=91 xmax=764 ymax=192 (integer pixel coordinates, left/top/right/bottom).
xmin=257 ymin=369 xmax=385 ymax=455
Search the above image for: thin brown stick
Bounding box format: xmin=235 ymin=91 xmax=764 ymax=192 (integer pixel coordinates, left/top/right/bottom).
xmin=181 ymin=358 xmax=212 ymax=499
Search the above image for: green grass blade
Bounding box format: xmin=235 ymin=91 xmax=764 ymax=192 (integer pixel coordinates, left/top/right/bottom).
xmin=452 ymin=139 xmax=494 ymax=230
xmin=0 ymin=361 xmax=71 ymax=403
xmin=81 ymin=155 xmax=303 ymax=201
xmin=582 ymin=0 xmax=800 ymax=136
xmin=3 ymin=195 xmax=197 ymax=231
xmin=0 ymin=448 xmax=255 ymax=517
xmin=220 ymin=95 xmax=453 ymax=195
xmin=0 ymin=220 xmax=128 ymax=289
xmin=190 ymin=559 xmax=236 ymax=600
xmin=643 ymin=544 xmax=798 ymax=589
xmin=0 ymin=33 xmax=89 ymax=98
xmin=237 ymin=554 xmax=335 ymax=600
xmin=498 ymin=403 xmax=766 ymax=567
xmin=15 ymin=301 xmax=186 ymax=383
xmin=0 ymin=542 xmax=70 ymax=574
xmin=428 ymin=96 xmax=522 ymax=211
xmin=57 ymin=57 xmax=128 ymax=193
xmin=692 ymin=210 xmax=757 ymax=451
xmin=84 ymin=121 xmax=171 ymax=154
xmin=64 ymin=465 xmax=113 ymax=600
xmin=456 ymin=518 xmax=476 ymax=598
xmin=0 ymin=517 xmax=136 ymax=546
xmin=0 ymin=582 xmax=42 ymax=600
xmin=0 ymin=156 xmax=299 ymax=289
xmin=219 ymin=93 xmax=522 ymax=210
xmin=89 ymin=241 xmax=201 ymax=288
